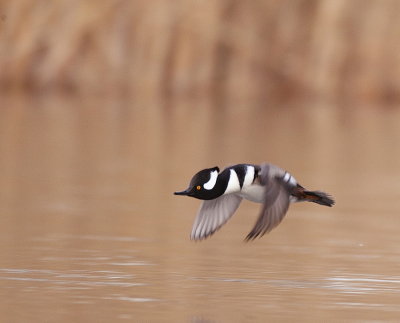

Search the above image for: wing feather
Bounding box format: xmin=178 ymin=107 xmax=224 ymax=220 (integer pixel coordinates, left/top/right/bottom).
xmin=245 ymin=164 xmax=290 ymax=241
xmin=190 ymin=194 xmax=242 ymax=240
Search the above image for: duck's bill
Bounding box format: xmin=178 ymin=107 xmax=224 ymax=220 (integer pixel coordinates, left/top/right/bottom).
xmin=174 ymin=189 xmax=190 ymax=196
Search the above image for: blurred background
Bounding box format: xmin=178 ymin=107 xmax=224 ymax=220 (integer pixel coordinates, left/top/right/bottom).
xmin=1 ymin=0 xmax=400 ymax=104
xmin=1 ymin=1 xmax=400 ymax=322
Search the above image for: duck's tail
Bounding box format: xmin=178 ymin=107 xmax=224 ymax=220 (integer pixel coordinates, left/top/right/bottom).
xmin=302 ymin=190 xmax=335 ymax=207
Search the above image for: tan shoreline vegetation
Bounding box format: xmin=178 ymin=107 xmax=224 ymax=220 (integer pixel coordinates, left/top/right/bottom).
xmin=0 ymin=0 xmax=400 ymax=104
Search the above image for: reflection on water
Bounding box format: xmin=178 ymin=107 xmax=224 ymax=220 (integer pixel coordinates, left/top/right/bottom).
xmin=0 ymin=95 xmax=400 ymax=322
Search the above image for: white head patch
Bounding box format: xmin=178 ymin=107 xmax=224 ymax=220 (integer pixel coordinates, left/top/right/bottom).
xmin=203 ymin=170 xmax=218 ymax=190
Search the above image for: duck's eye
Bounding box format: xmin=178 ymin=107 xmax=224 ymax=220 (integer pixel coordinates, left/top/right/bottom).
xmin=196 ymin=185 xmax=201 ymax=190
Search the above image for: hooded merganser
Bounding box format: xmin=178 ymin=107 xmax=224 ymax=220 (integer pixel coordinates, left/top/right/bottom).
xmin=174 ymin=163 xmax=334 ymax=241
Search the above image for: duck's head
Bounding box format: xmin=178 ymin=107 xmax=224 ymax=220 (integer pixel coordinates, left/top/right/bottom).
xmin=174 ymin=166 xmax=220 ymax=200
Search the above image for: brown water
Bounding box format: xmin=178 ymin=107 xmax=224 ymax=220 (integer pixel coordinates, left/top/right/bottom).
xmin=0 ymin=95 xmax=400 ymax=322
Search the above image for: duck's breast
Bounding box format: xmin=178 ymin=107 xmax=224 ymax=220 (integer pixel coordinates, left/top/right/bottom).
xmin=239 ymin=184 xmax=265 ymax=203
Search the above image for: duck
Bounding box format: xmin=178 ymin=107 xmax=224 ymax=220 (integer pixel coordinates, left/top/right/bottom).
xmin=174 ymin=163 xmax=334 ymax=241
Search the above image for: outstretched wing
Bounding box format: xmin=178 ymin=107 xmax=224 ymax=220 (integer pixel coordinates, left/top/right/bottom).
xmin=191 ymin=194 xmax=243 ymax=240
xmin=245 ymin=164 xmax=290 ymax=240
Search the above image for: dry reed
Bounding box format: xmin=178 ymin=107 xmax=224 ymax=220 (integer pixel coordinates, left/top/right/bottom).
xmin=0 ymin=0 xmax=400 ymax=104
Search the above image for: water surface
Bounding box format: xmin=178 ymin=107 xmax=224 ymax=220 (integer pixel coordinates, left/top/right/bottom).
xmin=0 ymin=95 xmax=399 ymax=322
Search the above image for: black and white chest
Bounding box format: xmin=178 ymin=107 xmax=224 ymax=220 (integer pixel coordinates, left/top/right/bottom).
xmin=216 ymin=164 xmax=263 ymax=203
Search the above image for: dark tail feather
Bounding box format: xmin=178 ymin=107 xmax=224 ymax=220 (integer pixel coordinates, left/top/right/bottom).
xmin=303 ymin=190 xmax=335 ymax=207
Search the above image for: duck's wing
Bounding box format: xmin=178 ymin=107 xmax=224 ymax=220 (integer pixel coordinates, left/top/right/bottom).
xmin=190 ymin=194 xmax=243 ymax=240
xmin=245 ymin=163 xmax=290 ymax=241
